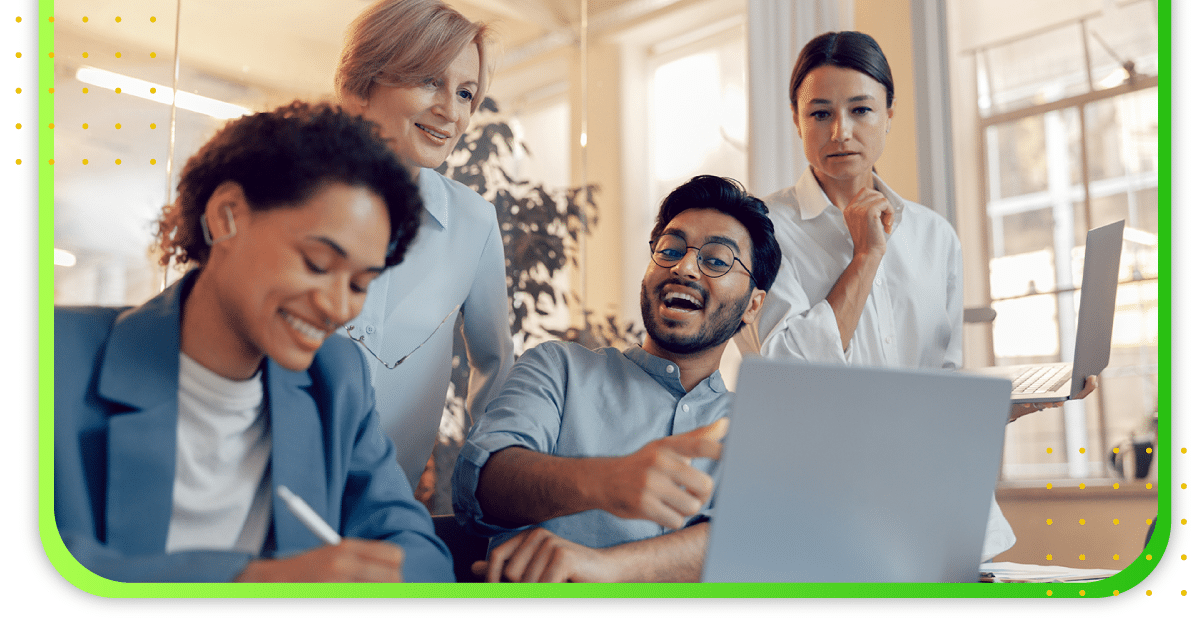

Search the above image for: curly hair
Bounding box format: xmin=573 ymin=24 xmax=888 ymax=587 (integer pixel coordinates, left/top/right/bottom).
xmin=650 ymin=175 xmax=782 ymax=293
xmin=155 ymin=101 xmax=422 ymax=268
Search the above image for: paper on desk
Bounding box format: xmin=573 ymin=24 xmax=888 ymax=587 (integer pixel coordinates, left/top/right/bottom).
xmin=979 ymin=561 xmax=1121 ymax=583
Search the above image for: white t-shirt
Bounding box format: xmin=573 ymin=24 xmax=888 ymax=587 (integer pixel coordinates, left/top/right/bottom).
xmin=165 ymin=353 xmax=271 ymax=555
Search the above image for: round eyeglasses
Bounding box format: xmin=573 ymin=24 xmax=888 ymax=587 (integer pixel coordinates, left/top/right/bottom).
xmin=649 ymin=234 xmax=755 ymax=286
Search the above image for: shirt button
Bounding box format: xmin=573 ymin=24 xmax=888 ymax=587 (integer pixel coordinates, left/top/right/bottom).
xmin=885 ymin=336 xmax=892 ymax=344
xmin=666 ymin=365 xmax=675 ymax=374
xmin=682 ymin=404 xmax=690 ymax=413
xmin=875 ymin=277 xmax=882 ymax=286
xmin=365 ymin=325 xmax=376 ymax=334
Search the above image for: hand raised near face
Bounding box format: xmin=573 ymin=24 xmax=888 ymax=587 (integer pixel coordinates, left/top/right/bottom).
xmin=842 ymin=187 xmax=894 ymax=260
xmin=586 ymin=417 xmax=728 ymax=530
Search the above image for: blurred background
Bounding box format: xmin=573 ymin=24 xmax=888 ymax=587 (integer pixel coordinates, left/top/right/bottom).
xmin=52 ymin=0 xmax=1159 ymax=569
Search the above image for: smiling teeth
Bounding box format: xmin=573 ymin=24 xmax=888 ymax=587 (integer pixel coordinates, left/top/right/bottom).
xmin=664 ymin=292 xmax=702 ymax=308
xmin=283 ymin=312 xmax=327 ymax=343
xmin=417 ymin=123 xmax=450 ymax=139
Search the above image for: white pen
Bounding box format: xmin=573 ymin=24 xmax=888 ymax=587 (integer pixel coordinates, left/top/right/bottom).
xmin=276 ymin=485 xmax=342 ymax=546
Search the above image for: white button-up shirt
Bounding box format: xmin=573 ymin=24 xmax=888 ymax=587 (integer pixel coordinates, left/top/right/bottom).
xmin=742 ymin=168 xmax=1014 ymax=560
xmin=344 ymin=168 xmax=514 ymax=487
xmin=752 ymin=168 xmax=963 ymax=370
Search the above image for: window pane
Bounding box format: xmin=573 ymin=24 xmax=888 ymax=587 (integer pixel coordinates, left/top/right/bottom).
xmin=1000 ymin=208 xmax=1055 ymax=256
xmin=990 ymin=293 xmax=1060 ymax=359
xmin=1087 ymin=1 xmax=1159 ymax=90
xmin=1084 ymin=90 xmax=1158 ymax=181
xmin=987 ymin=116 xmax=1048 ymax=199
xmin=980 ymin=24 xmax=1089 ymax=116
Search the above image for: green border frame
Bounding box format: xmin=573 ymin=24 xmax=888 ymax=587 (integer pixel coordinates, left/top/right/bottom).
xmin=35 ymin=0 xmax=1172 ymax=598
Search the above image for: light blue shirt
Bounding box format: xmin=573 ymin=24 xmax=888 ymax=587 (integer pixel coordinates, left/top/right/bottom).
xmin=344 ymin=168 xmax=514 ymax=487
xmin=453 ymin=341 xmax=728 ymax=549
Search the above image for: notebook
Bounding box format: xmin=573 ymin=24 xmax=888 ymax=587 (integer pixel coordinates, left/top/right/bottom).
xmin=702 ymin=357 xmax=1011 ymax=582
xmin=966 ymin=220 xmax=1124 ymax=402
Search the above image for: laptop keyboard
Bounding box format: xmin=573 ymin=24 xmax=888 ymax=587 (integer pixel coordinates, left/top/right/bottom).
xmin=1011 ymin=364 xmax=1072 ymax=394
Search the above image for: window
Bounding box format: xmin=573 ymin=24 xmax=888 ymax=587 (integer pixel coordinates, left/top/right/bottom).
xmin=965 ymin=0 xmax=1158 ymax=480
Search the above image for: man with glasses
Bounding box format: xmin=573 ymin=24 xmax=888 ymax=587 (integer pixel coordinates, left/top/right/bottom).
xmin=452 ymin=175 xmax=781 ymax=582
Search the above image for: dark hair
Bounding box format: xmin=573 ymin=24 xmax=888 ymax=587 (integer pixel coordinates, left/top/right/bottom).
xmin=650 ymin=175 xmax=781 ymax=293
xmin=155 ymin=101 xmax=422 ymax=268
xmin=789 ymin=31 xmax=894 ymax=112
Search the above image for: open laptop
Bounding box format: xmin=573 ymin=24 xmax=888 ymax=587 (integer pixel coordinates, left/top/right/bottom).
xmin=702 ymin=357 xmax=1011 ymax=583
xmin=966 ymin=220 xmax=1125 ymax=403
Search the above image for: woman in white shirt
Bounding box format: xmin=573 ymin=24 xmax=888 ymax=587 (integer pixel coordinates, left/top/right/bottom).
xmin=749 ymin=31 xmax=1095 ymax=560
xmin=336 ymin=0 xmax=514 ymax=490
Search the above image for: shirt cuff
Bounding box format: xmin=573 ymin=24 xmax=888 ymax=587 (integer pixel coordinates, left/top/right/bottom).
xmin=451 ymin=437 xmax=534 ymax=538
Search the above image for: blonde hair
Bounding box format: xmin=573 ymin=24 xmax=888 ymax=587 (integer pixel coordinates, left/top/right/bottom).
xmin=336 ymin=0 xmax=492 ymax=113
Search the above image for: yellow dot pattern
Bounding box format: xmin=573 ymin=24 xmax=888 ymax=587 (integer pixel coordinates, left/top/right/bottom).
xmin=1113 ymin=482 xmax=1120 ymax=489
xmin=1046 ymin=447 xmax=1053 ymax=454
xmin=1079 ymin=447 xmax=1086 ymax=454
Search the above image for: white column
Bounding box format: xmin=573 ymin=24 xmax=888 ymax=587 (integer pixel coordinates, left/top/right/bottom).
xmin=745 ymin=0 xmax=848 ymax=197
xmin=910 ymin=0 xmax=957 ymax=225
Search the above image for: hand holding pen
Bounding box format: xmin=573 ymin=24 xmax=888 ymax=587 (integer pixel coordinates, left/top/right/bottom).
xmin=233 ymin=485 xmax=405 ymax=583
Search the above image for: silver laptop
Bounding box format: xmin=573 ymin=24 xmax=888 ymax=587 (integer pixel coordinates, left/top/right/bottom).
xmin=702 ymin=357 xmax=1011 ymax=582
xmin=967 ymin=220 xmax=1124 ymax=403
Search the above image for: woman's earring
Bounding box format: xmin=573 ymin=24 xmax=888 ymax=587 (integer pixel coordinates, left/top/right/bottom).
xmin=200 ymin=206 xmax=238 ymax=245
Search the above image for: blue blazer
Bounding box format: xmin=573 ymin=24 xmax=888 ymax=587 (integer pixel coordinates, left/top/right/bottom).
xmin=54 ymin=272 xmax=454 ymax=582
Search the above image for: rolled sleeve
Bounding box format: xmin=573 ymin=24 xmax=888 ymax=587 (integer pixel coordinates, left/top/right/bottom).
xmin=451 ymin=343 xmax=568 ymax=537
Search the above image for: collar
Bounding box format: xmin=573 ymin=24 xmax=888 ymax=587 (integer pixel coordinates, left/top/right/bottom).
xmin=623 ymin=345 xmax=728 ymax=396
xmin=418 ymin=168 xmax=450 ymax=229
xmin=96 ymin=270 xmax=197 ymax=411
xmin=794 ymin=166 xmax=907 ymax=231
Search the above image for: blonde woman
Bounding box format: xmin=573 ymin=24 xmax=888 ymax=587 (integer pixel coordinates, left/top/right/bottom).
xmin=336 ymin=0 xmax=514 ymax=490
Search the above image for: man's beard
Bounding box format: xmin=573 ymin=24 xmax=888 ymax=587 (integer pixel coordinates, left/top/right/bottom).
xmin=640 ymin=277 xmax=752 ymax=355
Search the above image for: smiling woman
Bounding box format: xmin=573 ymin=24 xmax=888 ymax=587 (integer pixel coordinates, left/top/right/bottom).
xmin=331 ymin=0 xmax=515 ymax=496
xmin=53 ymin=101 xmax=455 ymax=583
